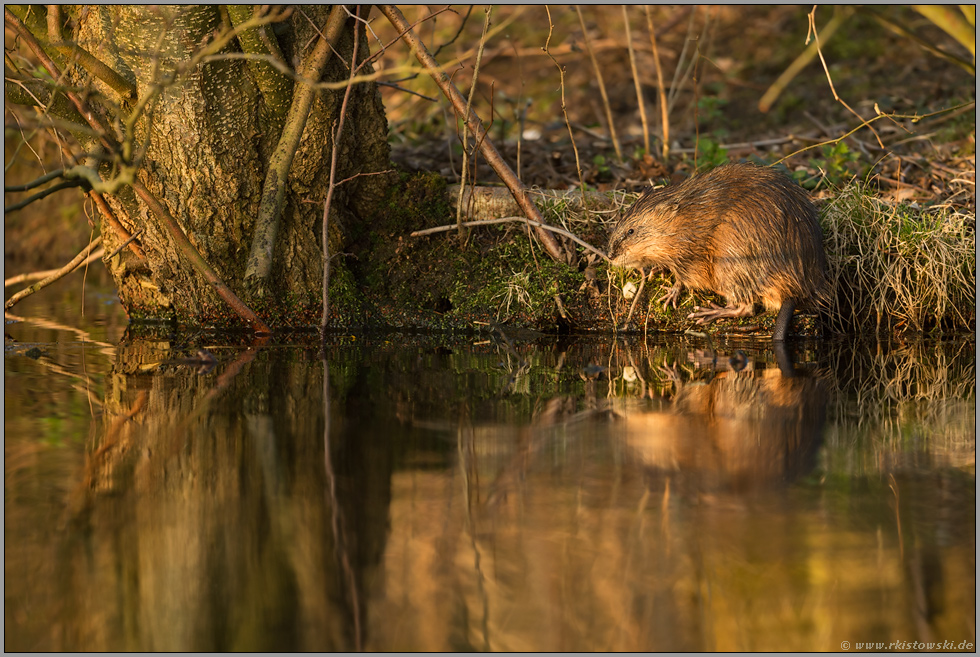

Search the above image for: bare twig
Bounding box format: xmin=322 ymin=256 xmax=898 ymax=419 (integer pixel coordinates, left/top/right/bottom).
xmin=3 ymin=178 xmax=82 ymax=213
xmin=4 ymin=247 xmax=104 ymax=288
xmin=246 ymin=5 xmax=350 ymax=291
xmin=543 ymin=6 xmax=587 ymax=203
xmin=104 ymin=228 xmax=144 ymax=261
xmin=456 ymin=7 xmax=493 ymax=238
xmin=621 ymin=274 xmax=647 ymax=331
xmin=623 ymin=6 xmax=650 ymax=155
xmin=90 ymin=191 xmax=145 ymax=259
xmin=644 ymin=6 xmax=671 ymax=160
xmin=410 ymin=216 xmax=610 ymax=263
xmin=759 ymin=6 xmax=851 ymax=113
xmin=322 ymin=7 xmax=362 ymax=338
xmin=575 ymin=7 xmax=622 ymax=160
xmin=432 ymin=5 xmax=473 ymax=58
xmin=4 ymin=8 xmax=115 ymax=151
xmin=380 ymin=4 xmax=569 ymax=264
xmin=4 ymin=168 xmax=65 ymax=192
xmin=5 ymin=237 xmax=102 ymax=309
xmin=808 ymin=6 xmax=884 ymax=149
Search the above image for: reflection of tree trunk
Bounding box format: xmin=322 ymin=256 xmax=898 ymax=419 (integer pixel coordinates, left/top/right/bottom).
xmin=56 ymin=339 xmax=394 ymax=650
xmin=68 ymin=6 xmax=389 ymax=323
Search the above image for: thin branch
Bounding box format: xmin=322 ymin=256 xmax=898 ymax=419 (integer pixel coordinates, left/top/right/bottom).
xmin=4 ymin=247 xmax=104 ymax=288
xmin=575 ymin=7 xmax=622 ymax=160
xmin=759 ymin=6 xmax=851 ymax=113
xmin=410 ymin=216 xmax=611 ymax=264
xmin=49 ymin=40 xmax=137 ymax=98
xmin=4 ymin=8 xmax=115 ymax=151
xmin=4 ymin=167 xmax=65 ymax=192
xmin=104 ymin=228 xmax=144 ymax=261
xmin=90 ymin=191 xmax=145 ymax=259
xmin=543 ymin=6 xmax=588 ymax=212
xmin=335 ymin=168 xmax=395 ymax=187
xmin=379 ymin=4 xmax=569 ymax=264
xmin=322 ymin=7 xmax=362 ymax=338
xmin=773 ymin=112 xmax=901 ymax=166
xmin=5 ymin=237 xmax=103 ymax=309
xmin=456 ymin=7 xmax=493 ymax=238
xmin=4 ymin=178 xmax=83 ymax=213
xmin=623 ymin=6 xmax=649 ymax=156
xmin=808 ymin=6 xmax=884 ymax=149
xmin=644 ymin=6 xmax=671 ymax=160
xmin=376 ymin=80 xmax=438 ymax=101
xmin=246 ymin=5 xmax=350 ymax=290
xmin=354 ymin=5 xmax=456 ymax=74
xmin=432 ymin=6 xmax=472 ymax=58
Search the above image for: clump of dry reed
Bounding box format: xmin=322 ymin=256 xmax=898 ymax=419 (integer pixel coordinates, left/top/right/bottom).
xmin=822 ymin=182 xmax=976 ymax=335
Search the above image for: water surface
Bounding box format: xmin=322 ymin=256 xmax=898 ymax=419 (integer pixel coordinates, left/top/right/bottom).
xmin=4 ymin=282 xmax=975 ymax=651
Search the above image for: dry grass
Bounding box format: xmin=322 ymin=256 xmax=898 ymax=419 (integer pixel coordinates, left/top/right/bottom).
xmin=822 ymin=182 xmax=976 ymax=335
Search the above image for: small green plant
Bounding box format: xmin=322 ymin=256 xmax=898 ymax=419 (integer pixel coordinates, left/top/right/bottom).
xmin=592 ymin=154 xmax=613 ymax=181
xmin=792 ymin=142 xmax=861 ymax=190
xmin=696 ymin=95 xmax=728 ymax=124
xmin=694 ymin=137 xmax=730 ymax=170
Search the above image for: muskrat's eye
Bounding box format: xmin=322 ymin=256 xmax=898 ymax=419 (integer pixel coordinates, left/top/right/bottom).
xmin=627 ymin=228 xmax=635 ymax=236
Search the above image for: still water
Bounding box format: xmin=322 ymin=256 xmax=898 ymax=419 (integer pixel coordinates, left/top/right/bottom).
xmin=4 ymin=276 xmax=976 ymax=651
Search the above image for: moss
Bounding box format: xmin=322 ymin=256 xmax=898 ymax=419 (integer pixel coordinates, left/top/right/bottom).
xmin=449 ymin=236 xmax=585 ymax=328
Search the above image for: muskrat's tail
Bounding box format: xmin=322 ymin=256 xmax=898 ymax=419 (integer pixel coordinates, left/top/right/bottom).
xmin=772 ymin=298 xmax=796 ymax=342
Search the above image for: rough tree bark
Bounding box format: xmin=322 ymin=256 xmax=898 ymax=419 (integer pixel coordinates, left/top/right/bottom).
xmin=38 ymin=5 xmax=391 ymax=326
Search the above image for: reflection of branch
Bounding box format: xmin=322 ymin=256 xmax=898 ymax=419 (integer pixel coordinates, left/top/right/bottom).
xmin=3 ymin=310 xmax=117 ymax=352
xmin=322 ymin=354 xmax=363 ymax=650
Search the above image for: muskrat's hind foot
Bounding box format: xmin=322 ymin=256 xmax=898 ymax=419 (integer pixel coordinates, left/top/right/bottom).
xmin=658 ymin=281 xmax=684 ymax=309
xmin=688 ymin=302 xmax=755 ymax=325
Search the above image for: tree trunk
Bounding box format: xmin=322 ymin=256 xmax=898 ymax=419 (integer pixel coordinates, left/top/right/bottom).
xmin=67 ymin=5 xmax=390 ymax=325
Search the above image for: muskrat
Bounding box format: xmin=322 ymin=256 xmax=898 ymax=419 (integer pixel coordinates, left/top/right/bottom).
xmin=607 ymin=163 xmax=829 ymax=341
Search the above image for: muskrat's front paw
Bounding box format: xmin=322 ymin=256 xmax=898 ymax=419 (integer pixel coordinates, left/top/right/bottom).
xmin=658 ymin=282 xmax=683 ymax=310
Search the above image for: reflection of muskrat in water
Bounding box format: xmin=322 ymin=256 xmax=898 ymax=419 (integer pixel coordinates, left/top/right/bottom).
xmin=607 ymin=163 xmax=829 ymax=341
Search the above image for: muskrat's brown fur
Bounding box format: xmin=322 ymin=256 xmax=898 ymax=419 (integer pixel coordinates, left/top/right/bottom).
xmin=607 ymin=163 xmax=829 ymax=340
